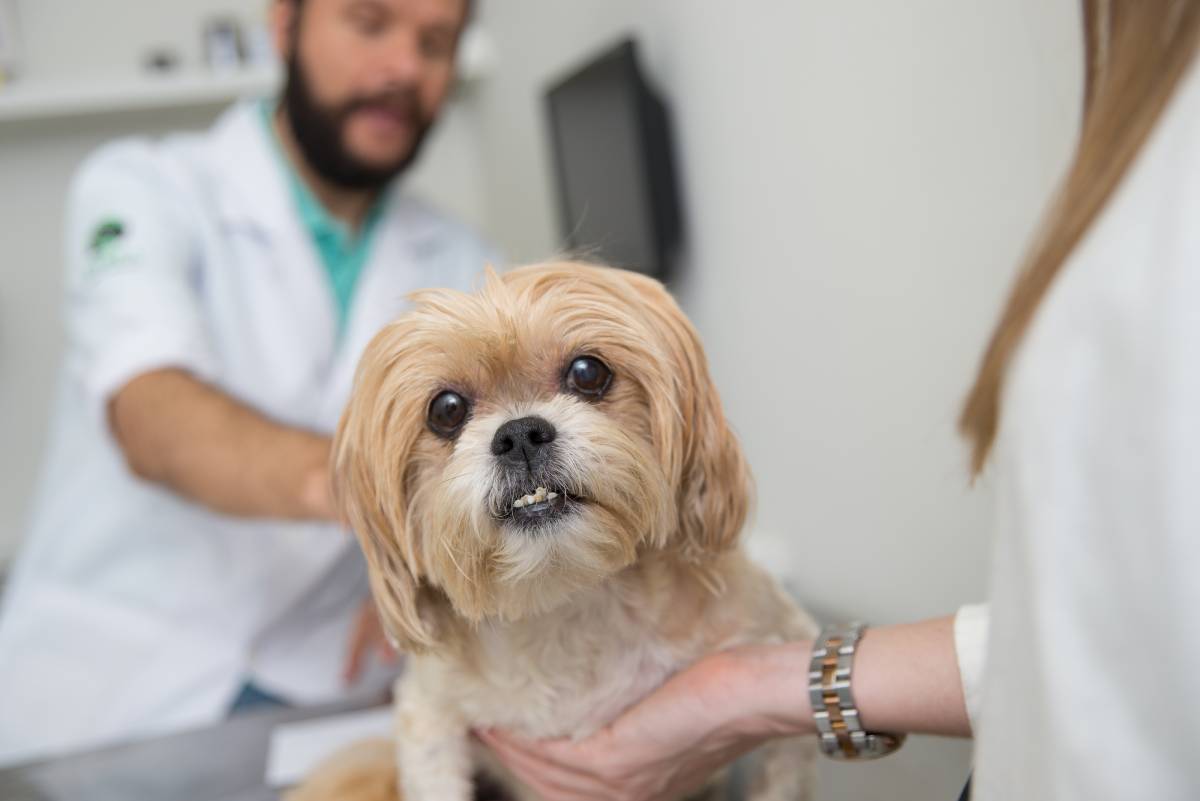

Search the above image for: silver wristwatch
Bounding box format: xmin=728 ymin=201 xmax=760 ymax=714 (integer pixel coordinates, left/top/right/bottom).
xmin=808 ymin=623 xmax=905 ymax=759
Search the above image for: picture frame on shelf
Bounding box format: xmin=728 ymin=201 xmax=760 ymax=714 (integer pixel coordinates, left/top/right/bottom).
xmin=203 ymin=18 xmax=245 ymax=73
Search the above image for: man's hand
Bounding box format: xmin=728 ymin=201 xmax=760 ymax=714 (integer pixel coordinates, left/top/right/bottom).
xmin=476 ymin=644 xmax=810 ymax=801
xmin=298 ymin=461 xmax=338 ymax=522
xmin=343 ymin=599 xmax=399 ymax=686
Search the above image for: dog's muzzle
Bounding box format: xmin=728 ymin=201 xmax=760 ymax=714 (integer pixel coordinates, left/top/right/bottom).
xmin=490 ymin=416 xmax=581 ymax=528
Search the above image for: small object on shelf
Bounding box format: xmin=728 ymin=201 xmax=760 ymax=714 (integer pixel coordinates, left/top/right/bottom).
xmin=457 ymin=26 xmax=494 ymax=83
xmin=203 ymin=18 xmax=245 ymax=73
xmin=244 ymin=23 xmax=276 ymax=69
xmin=144 ymin=48 xmax=181 ymax=74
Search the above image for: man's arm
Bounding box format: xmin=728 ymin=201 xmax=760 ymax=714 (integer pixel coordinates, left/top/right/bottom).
xmin=109 ymin=368 xmax=336 ymax=521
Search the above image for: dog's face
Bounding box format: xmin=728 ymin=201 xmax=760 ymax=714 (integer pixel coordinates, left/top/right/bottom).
xmin=334 ymin=263 xmax=749 ymax=651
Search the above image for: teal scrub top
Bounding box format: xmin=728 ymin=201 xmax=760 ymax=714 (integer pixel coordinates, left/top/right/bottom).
xmin=260 ymin=102 xmax=386 ymax=332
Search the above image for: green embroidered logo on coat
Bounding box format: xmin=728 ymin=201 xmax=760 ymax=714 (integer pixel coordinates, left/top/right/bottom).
xmin=90 ymin=219 xmax=126 ymax=259
xmin=83 ymin=217 xmax=139 ymax=278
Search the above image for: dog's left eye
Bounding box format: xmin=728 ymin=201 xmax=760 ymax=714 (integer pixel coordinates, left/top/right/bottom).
xmin=428 ymin=390 xmax=470 ymax=437
xmin=564 ymin=356 xmax=613 ymax=399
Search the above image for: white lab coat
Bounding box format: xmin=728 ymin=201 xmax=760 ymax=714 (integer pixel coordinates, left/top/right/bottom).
xmin=956 ymin=60 xmax=1200 ymax=799
xmin=0 ymin=102 xmax=492 ymax=766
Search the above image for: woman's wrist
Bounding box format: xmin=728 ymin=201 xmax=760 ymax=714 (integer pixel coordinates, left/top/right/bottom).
xmin=721 ymin=617 xmax=971 ymax=747
xmin=850 ymin=617 xmax=971 ymax=736
xmin=722 ymin=641 xmax=817 ymax=740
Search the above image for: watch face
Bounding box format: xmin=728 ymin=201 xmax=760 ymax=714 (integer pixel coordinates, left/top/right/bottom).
xmin=860 ymin=732 xmax=907 ymax=760
xmin=819 ymin=731 xmax=906 ymax=761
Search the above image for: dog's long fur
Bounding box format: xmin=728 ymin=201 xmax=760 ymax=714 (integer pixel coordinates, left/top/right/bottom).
xmin=292 ymin=263 xmax=817 ymax=801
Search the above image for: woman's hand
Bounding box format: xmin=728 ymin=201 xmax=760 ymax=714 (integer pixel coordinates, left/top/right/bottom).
xmin=478 ymin=616 xmax=972 ymax=801
xmin=477 ymin=643 xmax=814 ymax=801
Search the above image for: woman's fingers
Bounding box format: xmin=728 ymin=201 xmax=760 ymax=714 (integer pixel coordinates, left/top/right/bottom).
xmin=474 ymin=650 xmax=781 ymax=801
xmin=475 ymin=729 xmax=615 ymax=801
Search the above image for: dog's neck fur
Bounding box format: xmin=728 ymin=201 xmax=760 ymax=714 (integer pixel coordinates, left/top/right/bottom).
xmin=415 ymin=551 xmax=762 ymax=741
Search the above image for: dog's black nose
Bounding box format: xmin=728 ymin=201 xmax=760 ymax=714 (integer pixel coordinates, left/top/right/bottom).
xmin=491 ymin=416 xmax=556 ymax=471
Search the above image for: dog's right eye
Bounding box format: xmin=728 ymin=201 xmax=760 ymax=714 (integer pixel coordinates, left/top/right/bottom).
xmin=427 ymin=391 xmax=470 ymax=437
xmin=564 ymin=356 xmax=613 ymax=399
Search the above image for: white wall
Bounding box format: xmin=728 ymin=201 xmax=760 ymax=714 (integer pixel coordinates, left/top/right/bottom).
xmin=471 ymin=1 xmax=1082 ymax=797
xmin=0 ymin=0 xmax=489 ymax=561
xmin=3 ymin=1 xmax=1084 ymax=796
xmin=474 ymin=0 xmax=1083 ymax=615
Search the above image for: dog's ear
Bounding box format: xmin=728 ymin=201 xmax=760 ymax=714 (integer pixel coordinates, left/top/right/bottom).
xmin=332 ymin=322 xmax=443 ymax=653
xmin=629 ymin=276 xmax=752 ymax=560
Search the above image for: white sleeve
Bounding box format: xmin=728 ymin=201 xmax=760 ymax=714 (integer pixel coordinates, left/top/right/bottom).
xmin=63 ymin=142 xmax=217 ymax=428
xmin=954 ymin=602 xmax=989 ymax=734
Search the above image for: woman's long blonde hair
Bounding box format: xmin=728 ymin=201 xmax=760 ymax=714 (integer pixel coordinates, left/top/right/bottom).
xmin=960 ymin=0 xmax=1200 ymax=474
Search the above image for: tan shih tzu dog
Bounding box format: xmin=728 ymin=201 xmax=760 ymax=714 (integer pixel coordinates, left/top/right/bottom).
xmin=297 ymin=262 xmax=817 ymax=801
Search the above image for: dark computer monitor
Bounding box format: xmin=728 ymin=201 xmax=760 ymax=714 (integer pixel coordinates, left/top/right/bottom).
xmin=544 ymin=39 xmax=682 ymax=281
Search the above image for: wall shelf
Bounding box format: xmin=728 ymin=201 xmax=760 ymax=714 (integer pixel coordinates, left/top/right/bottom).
xmin=0 ymin=67 xmax=280 ymax=123
xmin=0 ymin=27 xmax=494 ymax=125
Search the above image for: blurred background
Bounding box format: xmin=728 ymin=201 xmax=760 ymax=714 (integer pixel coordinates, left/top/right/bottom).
xmin=0 ymin=0 xmax=1083 ymax=797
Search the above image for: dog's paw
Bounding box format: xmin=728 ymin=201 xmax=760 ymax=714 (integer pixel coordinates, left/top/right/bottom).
xmin=285 ymin=737 xmax=400 ymax=801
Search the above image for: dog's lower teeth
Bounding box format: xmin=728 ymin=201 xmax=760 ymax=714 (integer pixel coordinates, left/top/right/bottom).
xmin=511 ymin=488 xmax=562 ymax=511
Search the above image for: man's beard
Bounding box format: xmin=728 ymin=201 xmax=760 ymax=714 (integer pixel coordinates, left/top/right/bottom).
xmin=282 ymin=53 xmax=434 ymax=191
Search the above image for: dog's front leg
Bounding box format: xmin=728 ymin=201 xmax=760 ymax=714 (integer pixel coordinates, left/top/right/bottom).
xmin=740 ymin=574 xmax=820 ymax=800
xmin=396 ymin=674 xmax=474 ymax=801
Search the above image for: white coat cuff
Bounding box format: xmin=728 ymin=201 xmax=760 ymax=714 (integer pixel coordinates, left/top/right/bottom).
xmin=954 ymin=602 xmax=989 ymax=734
xmin=83 ymin=336 xmax=217 ymax=432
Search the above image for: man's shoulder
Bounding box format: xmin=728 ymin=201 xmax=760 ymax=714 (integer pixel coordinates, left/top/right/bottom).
xmin=381 ymin=196 xmax=502 ymax=290
xmin=71 ymin=131 xmax=210 ymax=203
xmin=71 ymin=104 xmax=251 ymax=200
xmin=386 ymin=194 xmax=496 ymax=258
